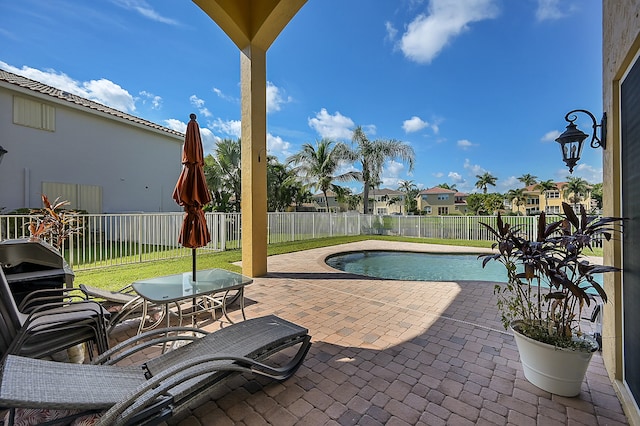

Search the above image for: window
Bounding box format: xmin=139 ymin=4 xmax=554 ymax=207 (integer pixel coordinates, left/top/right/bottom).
xmin=546 ymin=190 xmax=560 ymax=199
xmin=13 ymin=96 xmax=55 ymax=131
xmin=527 ymin=198 xmax=539 ymax=205
xmin=438 ymin=207 xmax=449 ymax=215
xmin=546 ymin=205 xmax=561 ymax=214
xmin=423 ymin=206 xmax=432 ymax=214
xmin=437 ymin=194 xmax=449 ymax=200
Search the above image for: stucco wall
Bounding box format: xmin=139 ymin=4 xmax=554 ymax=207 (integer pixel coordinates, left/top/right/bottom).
xmin=0 ymin=88 xmax=184 ymax=213
xmin=602 ymin=1 xmax=640 ymax=424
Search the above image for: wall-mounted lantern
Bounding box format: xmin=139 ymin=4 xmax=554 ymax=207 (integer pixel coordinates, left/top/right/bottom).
xmin=555 ymin=109 xmax=606 ymax=173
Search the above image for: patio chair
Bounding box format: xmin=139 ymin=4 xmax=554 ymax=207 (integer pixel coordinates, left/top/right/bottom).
xmin=0 ymin=268 xmax=110 ymax=361
xmin=79 ymin=284 xmax=161 ymax=334
xmin=0 ymin=314 xmax=312 ymax=426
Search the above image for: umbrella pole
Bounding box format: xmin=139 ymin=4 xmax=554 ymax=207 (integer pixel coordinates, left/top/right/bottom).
xmin=192 ymin=248 xmax=197 ymax=282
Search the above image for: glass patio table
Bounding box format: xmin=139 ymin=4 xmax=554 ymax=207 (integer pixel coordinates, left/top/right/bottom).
xmin=131 ymin=268 xmax=253 ymax=333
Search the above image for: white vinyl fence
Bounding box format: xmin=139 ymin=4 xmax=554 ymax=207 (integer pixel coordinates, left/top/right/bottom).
xmin=0 ymin=212 xmax=564 ymax=271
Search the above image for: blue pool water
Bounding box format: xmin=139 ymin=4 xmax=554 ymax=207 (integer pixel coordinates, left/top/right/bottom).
xmin=326 ymin=250 xmax=605 ymax=289
xmin=326 ymin=250 xmax=509 ymax=282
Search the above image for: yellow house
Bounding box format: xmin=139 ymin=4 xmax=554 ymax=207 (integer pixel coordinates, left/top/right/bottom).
xmin=417 ymin=187 xmax=469 ymax=215
xmin=511 ymin=182 xmax=593 ymax=215
xmin=362 ymin=188 xmax=405 ymax=215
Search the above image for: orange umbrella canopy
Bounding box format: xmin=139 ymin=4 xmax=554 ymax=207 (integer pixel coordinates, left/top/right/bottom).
xmin=173 ymin=114 xmax=212 ymax=249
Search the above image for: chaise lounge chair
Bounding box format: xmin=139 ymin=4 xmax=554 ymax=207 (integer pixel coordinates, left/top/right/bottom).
xmin=0 ymin=314 xmax=312 ymax=425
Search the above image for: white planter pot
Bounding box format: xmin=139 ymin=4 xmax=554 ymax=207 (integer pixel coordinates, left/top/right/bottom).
xmin=510 ymin=323 xmax=596 ymax=397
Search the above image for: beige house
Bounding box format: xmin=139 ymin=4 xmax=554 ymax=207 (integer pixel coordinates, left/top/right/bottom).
xmin=510 ymin=182 xmax=593 ymax=215
xmin=417 ymin=187 xmax=469 ymax=216
xmin=310 ymin=190 xmax=341 ymax=212
xmin=363 ymin=188 xmax=404 ymax=215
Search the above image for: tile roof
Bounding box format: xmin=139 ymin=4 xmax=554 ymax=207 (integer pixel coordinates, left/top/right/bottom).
xmin=419 ymin=186 xmax=457 ymax=194
xmin=0 ymin=69 xmax=183 ymax=138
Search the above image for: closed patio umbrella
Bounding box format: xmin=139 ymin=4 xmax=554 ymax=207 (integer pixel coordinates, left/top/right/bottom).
xmin=173 ymin=113 xmax=212 ymax=281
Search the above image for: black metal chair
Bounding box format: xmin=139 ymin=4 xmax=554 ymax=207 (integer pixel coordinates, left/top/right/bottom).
xmin=0 ymin=267 xmax=110 ymax=361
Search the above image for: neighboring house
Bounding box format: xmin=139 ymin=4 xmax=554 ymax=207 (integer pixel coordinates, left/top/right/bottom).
xmin=417 ymin=187 xmax=469 ymax=216
xmin=310 ymin=190 xmax=340 ymax=212
xmin=362 ymin=188 xmax=404 ymax=215
xmin=510 ymin=182 xmax=593 ymax=216
xmin=0 ymin=69 xmax=184 ymax=213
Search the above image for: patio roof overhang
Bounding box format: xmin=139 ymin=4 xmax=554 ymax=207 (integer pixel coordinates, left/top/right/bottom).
xmin=192 ymin=0 xmax=307 ymax=277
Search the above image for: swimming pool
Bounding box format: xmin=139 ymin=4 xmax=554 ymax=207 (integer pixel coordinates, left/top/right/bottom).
xmin=325 ymin=250 xmax=508 ymax=282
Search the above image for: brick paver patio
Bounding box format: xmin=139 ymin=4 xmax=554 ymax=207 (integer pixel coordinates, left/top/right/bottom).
xmin=110 ymin=241 xmax=629 ymax=425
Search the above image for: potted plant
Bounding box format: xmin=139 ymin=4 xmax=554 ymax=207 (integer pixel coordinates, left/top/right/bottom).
xmin=479 ymin=202 xmax=623 ymax=397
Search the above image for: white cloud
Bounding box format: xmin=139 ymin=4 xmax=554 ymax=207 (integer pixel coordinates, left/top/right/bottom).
xmin=463 ymin=158 xmax=487 ymax=176
xmin=541 ymin=129 xmax=560 ymax=142
xmin=398 ymin=0 xmax=500 ymax=64
xmin=189 ymin=95 xmax=212 ymax=118
xmin=0 ymin=62 xmax=137 ymax=113
xmin=164 ymin=118 xmax=186 ymax=133
xmin=448 ymin=171 xmax=464 ymax=183
xmin=266 ymin=82 xmax=292 ymax=113
xmin=500 ymin=176 xmax=520 ymax=191
xmin=403 ymin=116 xmax=429 ymax=133
xmin=213 ymin=87 xmax=236 ymax=103
xmin=433 ymin=172 xmax=444 ymax=178
xmin=139 ymin=91 xmax=162 ymax=110
xmin=210 ymin=118 xmax=241 ymax=138
xmin=572 ymin=163 xmax=603 ymax=184
xmin=535 ymin=0 xmax=568 ymax=21
xmin=111 ymin=0 xmax=179 ymax=25
xmin=457 ymin=139 xmax=473 ymax=149
xmin=308 ymin=108 xmax=355 ymax=141
xmin=385 ymin=21 xmax=398 ymax=41
xmin=267 ymin=133 xmax=291 ymax=158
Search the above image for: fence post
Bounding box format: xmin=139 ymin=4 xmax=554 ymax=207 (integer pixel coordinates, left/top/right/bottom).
xmin=138 ymin=215 xmax=143 ymax=263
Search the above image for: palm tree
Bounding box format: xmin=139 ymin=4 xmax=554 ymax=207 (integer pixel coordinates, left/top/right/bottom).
xmin=518 ymin=174 xmax=538 ymax=187
xmin=437 ymin=183 xmax=458 ymax=191
xmin=506 ymin=188 xmax=526 ymax=215
xmin=475 ymin=172 xmax=498 ymax=194
xmin=348 ymin=126 xmax=415 ymax=214
xmin=534 ymin=179 xmax=557 ymax=213
xmin=203 ymin=138 xmax=241 ymax=212
xmin=563 ymin=176 xmax=590 ymax=211
xmin=397 ymin=180 xmax=419 ymax=214
xmin=287 ymin=139 xmax=360 ymax=212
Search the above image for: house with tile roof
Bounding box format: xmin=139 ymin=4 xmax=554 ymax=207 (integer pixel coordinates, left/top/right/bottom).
xmin=362 ymin=188 xmax=405 ymax=215
xmin=0 ymin=69 xmax=184 ymax=213
xmin=510 ymin=182 xmax=593 ymax=215
xmin=417 ymin=186 xmax=469 ymax=215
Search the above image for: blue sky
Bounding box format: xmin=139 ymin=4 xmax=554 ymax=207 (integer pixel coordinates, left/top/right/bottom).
xmin=0 ymin=0 xmax=603 ymax=195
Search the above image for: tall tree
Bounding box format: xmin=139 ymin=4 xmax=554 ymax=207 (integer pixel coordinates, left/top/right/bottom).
xmin=518 ymin=174 xmax=538 ymax=187
xmin=203 ymin=138 xmax=241 ymax=212
xmin=287 ymin=139 xmax=360 ymax=212
xmin=534 ymin=179 xmax=557 ymax=213
xmin=475 ymin=172 xmax=498 ymax=194
xmin=267 ymin=156 xmax=309 ymax=212
xmin=348 ymin=126 xmax=415 ymax=214
xmin=506 ymin=188 xmax=526 ymax=215
xmin=397 ymin=180 xmax=419 ymax=214
xmin=563 ymin=176 xmax=590 ymax=211
xmin=437 ymin=183 xmax=458 ymax=191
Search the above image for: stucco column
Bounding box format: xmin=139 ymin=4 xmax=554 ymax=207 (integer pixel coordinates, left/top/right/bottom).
xmin=240 ymin=45 xmax=268 ymax=277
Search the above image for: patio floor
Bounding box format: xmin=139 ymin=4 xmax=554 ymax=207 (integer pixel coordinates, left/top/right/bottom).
xmin=110 ymin=240 xmax=629 ymax=425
